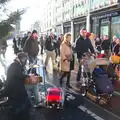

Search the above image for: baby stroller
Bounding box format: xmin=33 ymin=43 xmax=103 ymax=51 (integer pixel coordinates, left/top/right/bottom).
xmin=88 ymin=58 xmax=114 ymax=104
xmin=80 ymin=52 xmax=114 ymax=103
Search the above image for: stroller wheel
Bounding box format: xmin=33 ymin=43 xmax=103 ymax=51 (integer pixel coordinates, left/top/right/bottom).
xmin=80 ymin=86 xmax=87 ymax=96
xmin=106 ymin=94 xmax=112 ymax=105
xmin=96 ymin=96 xmax=101 ymax=104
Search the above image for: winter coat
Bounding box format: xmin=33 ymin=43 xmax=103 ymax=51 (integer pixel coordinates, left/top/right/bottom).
xmin=113 ymin=44 xmax=120 ymax=56
xmin=45 ymin=36 xmax=56 ymax=51
xmin=23 ymin=36 xmax=39 ymax=56
xmin=101 ymin=40 xmax=110 ymax=51
xmin=21 ymin=36 xmax=28 ymax=49
xmin=75 ymin=36 xmax=95 ymax=59
xmin=4 ymin=59 xmax=29 ymax=112
xmin=110 ymin=41 xmax=116 ymax=53
xmin=60 ymin=41 xmax=72 ymax=72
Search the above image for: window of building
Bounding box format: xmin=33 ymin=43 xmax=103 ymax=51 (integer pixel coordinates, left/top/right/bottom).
xmin=100 ymin=18 xmax=109 ymax=37
xmin=111 ymin=16 xmax=120 ymax=38
xmin=92 ymin=19 xmax=99 ymax=36
xmin=74 ymin=22 xmax=86 ymax=41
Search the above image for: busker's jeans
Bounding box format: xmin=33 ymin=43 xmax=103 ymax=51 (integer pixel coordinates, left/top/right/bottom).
xmin=25 ymin=84 xmax=41 ymax=106
xmin=28 ymin=55 xmax=37 ymax=65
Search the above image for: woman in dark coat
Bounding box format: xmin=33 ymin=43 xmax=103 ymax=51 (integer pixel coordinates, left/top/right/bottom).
xmin=113 ymin=39 xmax=120 ymax=56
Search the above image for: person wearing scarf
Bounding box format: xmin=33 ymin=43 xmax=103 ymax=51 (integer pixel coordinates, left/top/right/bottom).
xmin=23 ymin=30 xmax=39 ymax=65
xmin=59 ymin=33 xmax=73 ymax=88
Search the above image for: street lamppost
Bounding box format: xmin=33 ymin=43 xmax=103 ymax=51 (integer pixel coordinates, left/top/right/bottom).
xmin=86 ymin=0 xmax=91 ymax=32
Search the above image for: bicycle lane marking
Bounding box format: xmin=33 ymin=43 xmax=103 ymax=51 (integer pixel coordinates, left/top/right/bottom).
xmin=78 ymin=105 xmax=104 ymax=120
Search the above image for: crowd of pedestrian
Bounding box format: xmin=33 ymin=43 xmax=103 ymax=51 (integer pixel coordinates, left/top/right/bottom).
xmin=0 ymin=28 xmax=120 ymax=120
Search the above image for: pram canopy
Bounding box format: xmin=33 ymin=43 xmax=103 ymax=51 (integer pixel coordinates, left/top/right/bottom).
xmin=89 ymin=58 xmax=110 ymax=74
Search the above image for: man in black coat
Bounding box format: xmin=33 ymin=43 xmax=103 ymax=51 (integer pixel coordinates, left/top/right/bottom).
xmin=75 ymin=29 xmax=95 ymax=82
xmin=101 ymin=35 xmax=110 ymax=53
xmin=4 ymin=52 xmax=30 ymax=120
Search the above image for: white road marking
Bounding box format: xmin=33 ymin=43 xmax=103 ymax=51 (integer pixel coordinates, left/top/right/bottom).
xmin=78 ymin=105 xmax=104 ymax=120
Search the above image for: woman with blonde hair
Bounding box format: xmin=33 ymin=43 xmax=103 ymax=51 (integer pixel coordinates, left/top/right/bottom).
xmin=59 ymin=33 xmax=73 ymax=88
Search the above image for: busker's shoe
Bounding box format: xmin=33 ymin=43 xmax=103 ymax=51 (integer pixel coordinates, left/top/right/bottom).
xmin=34 ymin=102 xmax=43 ymax=108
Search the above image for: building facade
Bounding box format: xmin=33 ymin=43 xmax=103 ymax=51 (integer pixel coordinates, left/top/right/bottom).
xmin=40 ymin=0 xmax=118 ymax=42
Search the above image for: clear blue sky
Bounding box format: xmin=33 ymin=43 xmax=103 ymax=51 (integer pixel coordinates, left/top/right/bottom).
xmin=8 ymin=0 xmax=50 ymax=31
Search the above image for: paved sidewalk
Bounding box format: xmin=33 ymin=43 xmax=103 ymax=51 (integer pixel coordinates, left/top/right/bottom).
xmin=40 ymin=54 xmax=120 ymax=118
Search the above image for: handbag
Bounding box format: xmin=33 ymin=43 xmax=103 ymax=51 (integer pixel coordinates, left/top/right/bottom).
xmin=111 ymin=54 xmax=120 ymax=64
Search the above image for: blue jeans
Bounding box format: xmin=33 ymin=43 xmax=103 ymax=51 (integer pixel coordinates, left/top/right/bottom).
xmin=25 ymin=84 xmax=41 ymax=106
xmin=28 ymin=55 xmax=37 ymax=65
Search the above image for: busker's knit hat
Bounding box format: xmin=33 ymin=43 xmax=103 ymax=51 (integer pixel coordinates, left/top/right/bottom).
xmin=17 ymin=52 xmax=28 ymax=60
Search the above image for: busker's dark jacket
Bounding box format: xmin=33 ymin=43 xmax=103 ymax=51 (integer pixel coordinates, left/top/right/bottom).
xmin=4 ymin=58 xmax=29 ymax=112
xmin=23 ymin=36 xmax=39 ymax=56
xmin=45 ymin=36 xmax=57 ymax=51
xmin=75 ymin=35 xmax=95 ymax=59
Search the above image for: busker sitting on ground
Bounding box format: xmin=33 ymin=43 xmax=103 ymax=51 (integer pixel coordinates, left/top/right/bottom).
xmin=3 ymin=52 xmax=31 ymax=120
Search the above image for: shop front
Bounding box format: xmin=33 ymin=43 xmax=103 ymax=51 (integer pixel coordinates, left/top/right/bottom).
xmin=91 ymin=8 xmax=120 ymax=39
xmin=56 ymin=25 xmax=63 ymax=37
xmin=73 ymin=17 xmax=86 ymax=41
xmin=63 ymin=22 xmax=71 ymax=34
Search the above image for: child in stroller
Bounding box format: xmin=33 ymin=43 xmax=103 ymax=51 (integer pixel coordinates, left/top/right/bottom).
xmin=80 ymin=52 xmax=115 ymax=104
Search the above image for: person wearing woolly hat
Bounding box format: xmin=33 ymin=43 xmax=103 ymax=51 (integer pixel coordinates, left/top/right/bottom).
xmin=3 ymin=52 xmax=30 ymax=120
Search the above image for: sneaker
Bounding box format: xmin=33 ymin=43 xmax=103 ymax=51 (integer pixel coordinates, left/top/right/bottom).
xmin=34 ymin=102 xmax=42 ymax=108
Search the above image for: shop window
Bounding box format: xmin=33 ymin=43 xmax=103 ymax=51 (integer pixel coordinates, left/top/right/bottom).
xmin=74 ymin=23 xmax=86 ymax=41
xmin=74 ymin=24 xmax=80 ymax=41
xmin=111 ymin=16 xmax=120 ymax=38
xmin=92 ymin=19 xmax=99 ymax=36
xmin=100 ymin=18 xmax=109 ymax=37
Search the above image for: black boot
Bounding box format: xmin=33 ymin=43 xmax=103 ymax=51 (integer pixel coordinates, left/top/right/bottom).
xmin=66 ymin=72 xmax=72 ymax=88
xmin=66 ymin=83 xmax=72 ymax=88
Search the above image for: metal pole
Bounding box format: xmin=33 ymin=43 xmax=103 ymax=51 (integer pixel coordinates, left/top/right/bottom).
xmin=86 ymin=0 xmax=91 ymax=32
